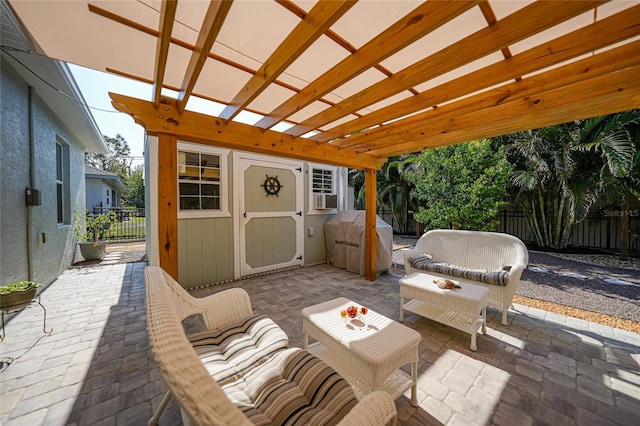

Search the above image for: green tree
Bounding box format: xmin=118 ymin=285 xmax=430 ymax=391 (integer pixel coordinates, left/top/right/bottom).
xmin=406 ymin=140 xmax=512 ymax=231
xmin=124 ymin=165 xmax=145 ymax=209
xmin=508 ymin=111 xmax=639 ymax=251
xmin=348 ymin=154 xmax=420 ymax=234
xmin=377 ymin=155 xmax=419 ymax=234
xmin=348 ymin=168 xmax=365 ymax=210
xmin=86 ymin=134 xmax=132 ymax=178
xmin=578 ymin=110 xmax=640 ymax=259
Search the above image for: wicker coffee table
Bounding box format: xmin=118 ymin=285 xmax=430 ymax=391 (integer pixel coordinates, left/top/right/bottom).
xmin=302 ymin=297 xmax=420 ymax=406
xmin=399 ymin=272 xmax=489 ymax=351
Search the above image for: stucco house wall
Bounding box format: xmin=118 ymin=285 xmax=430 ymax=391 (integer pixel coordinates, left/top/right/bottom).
xmin=1 ymin=56 xmax=87 ymax=286
xmin=85 ymin=179 xmax=105 ymax=211
xmin=85 ymin=164 xmax=126 ymax=211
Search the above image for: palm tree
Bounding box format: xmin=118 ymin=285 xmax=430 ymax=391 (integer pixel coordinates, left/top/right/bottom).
xmin=508 ymin=122 xmax=613 ymax=249
xmin=508 ymin=110 xmax=639 ymax=252
xmin=578 ymin=110 xmax=640 ymax=259
xmin=348 ymin=155 xmax=419 ymax=234
xmin=377 ymin=155 xmax=419 ymax=234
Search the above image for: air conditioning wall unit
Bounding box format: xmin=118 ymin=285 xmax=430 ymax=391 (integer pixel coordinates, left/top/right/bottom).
xmin=314 ymin=193 xmax=338 ymax=209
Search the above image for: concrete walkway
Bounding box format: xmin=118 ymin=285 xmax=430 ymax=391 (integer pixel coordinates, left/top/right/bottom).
xmin=1 ymin=262 xmax=639 ymax=425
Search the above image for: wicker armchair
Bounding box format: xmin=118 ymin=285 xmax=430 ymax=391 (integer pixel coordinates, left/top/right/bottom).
xmin=404 ymin=230 xmax=529 ymax=325
xmin=145 ymin=266 xmax=397 ymax=426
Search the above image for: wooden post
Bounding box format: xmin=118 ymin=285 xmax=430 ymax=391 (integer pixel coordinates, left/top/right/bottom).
xmin=364 ymin=168 xmax=377 ymax=281
xmin=157 ymin=133 xmax=179 ymax=279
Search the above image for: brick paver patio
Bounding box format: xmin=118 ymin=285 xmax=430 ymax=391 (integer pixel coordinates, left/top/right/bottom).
xmin=1 ymin=262 xmax=639 ymax=425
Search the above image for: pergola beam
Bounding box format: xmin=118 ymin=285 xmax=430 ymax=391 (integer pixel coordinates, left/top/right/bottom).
xmin=176 ymin=0 xmax=233 ymax=113
xmin=219 ymin=0 xmax=356 ymax=122
xmin=88 ymin=3 xmax=341 ymax=112
xmin=369 ymin=65 xmax=640 ymax=157
xmin=325 ymin=3 xmax=640 ymax=147
xmin=287 ymin=0 xmax=606 ymax=138
xmin=152 ymin=0 xmax=177 ymax=107
xmin=343 ymin=39 xmax=640 ymax=151
xmin=109 ymin=93 xmax=386 ymax=170
xmin=255 ymin=0 xmax=480 ymax=130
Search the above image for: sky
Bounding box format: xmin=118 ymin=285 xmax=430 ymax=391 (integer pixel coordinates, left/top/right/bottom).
xmin=68 ymin=64 xmax=299 ymax=169
xmin=69 ymin=64 xmax=150 ymax=167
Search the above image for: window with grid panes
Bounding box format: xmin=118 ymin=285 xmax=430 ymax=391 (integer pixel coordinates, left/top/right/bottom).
xmin=312 ymin=168 xmax=334 ymax=194
xmin=178 ymin=150 xmax=221 ymax=210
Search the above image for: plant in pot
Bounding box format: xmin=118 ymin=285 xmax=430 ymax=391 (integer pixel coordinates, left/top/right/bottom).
xmin=0 ymin=281 xmax=41 ymax=310
xmin=75 ymin=209 xmax=118 ymax=261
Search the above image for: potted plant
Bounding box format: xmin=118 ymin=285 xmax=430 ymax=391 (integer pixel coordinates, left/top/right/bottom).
xmin=75 ymin=209 xmax=117 ymax=261
xmin=0 ymin=281 xmax=41 ymax=309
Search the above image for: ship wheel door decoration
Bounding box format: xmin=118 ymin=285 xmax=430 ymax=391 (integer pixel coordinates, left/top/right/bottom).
xmin=262 ymin=175 xmax=282 ymax=197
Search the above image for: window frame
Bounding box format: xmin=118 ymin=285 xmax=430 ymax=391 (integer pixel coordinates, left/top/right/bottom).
xmin=308 ymin=163 xmax=338 ymax=215
xmin=56 ymin=138 xmax=70 ymax=226
xmin=177 ymin=142 xmax=230 ymax=219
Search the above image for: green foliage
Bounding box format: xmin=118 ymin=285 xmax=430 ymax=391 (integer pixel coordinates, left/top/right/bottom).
xmin=507 ymin=123 xmax=591 ymax=249
xmin=377 ymin=155 xmax=420 ymax=234
xmin=406 ymin=140 xmax=512 ymax=231
xmin=86 ymin=134 xmax=132 ymax=179
xmin=124 ymin=165 xmax=145 ymax=208
xmin=74 ymin=209 xmax=118 ymax=243
xmin=507 ymin=110 xmax=639 ymax=250
xmin=0 ymin=281 xmax=40 ymax=295
xmin=348 ymin=155 xmax=420 ymax=234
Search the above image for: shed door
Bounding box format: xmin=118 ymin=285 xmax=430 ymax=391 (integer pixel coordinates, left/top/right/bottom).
xmin=235 ymin=155 xmax=303 ymax=277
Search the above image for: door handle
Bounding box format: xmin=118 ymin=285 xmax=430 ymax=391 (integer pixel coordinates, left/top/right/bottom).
xmin=243 ymin=212 xmax=247 ymax=218
xmin=296 ymin=211 xmax=302 ymax=216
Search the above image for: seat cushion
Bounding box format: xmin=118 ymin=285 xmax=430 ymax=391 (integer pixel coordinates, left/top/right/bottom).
xmin=408 ymin=254 xmax=510 ymax=286
xmin=223 ymin=347 xmax=358 ymax=426
xmin=188 ymin=314 xmax=289 ymax=385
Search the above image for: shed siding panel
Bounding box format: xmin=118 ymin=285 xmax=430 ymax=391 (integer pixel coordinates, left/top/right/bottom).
xmin=178 ymin=217 xmax=234 ymax=288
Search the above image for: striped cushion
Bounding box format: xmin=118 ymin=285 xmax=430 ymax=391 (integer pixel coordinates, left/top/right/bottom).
xmin=408 ymin=254 xmax=510 ymax=286
xmin=188 ymin=314 xmax=289 ymax=385
xmin=223 ymin=348 xmax=358 ymax=426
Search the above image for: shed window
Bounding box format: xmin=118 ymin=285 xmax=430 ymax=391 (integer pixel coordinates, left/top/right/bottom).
xmin=312 ymin=168 xmax=334 ymax=194
xmin=178 ymin=150 xmax=222 ymax=211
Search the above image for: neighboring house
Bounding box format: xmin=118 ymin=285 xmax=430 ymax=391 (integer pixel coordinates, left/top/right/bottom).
xmin=146 ymin=138 xmax=349 ymax=288
xmin=85 ymin=164 xmax=127 ymax=212
xmin=0 ymin=2 xmax=107 ymax=287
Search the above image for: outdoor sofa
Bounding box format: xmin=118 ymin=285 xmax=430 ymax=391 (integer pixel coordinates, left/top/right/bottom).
xmin=404 ymin=229 xmax=529 ymax=325
xmin=145 ymin=265 xmax=397 ymax=425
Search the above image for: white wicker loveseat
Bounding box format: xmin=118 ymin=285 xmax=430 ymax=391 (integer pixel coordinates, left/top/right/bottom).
xmin=145 ymin=266 xmax=397 ymax=425
xmin=403 ymin=230 xmax=529 ymax=325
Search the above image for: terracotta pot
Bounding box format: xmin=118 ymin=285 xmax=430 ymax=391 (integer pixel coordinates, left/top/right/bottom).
xmin=0 ymin=288 xmax=37 ymax=310
xmin=79 ymin=241 xmax=107 ymax=261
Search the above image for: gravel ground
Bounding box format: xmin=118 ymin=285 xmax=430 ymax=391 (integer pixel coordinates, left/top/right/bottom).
xmin=520 ymin=251 xmax=639 ymax=322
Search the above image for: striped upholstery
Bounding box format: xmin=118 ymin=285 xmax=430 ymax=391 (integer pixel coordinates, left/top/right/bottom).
xmin=407 ymin=254 xmax=510 ymax=286
xmin=188 ymin=314 xmax=289 ymax=386
xmin=223 ymin=347 xmax=358 ymax=426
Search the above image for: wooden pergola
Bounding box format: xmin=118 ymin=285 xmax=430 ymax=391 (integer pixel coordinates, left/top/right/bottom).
xmin=9 ymin=0 xmax=640 ymax=280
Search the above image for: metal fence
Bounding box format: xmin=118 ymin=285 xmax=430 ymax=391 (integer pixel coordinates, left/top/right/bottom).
xmin=496 ymin=209 xmax=640 ymax=253
xmin=378 ymin=207 xmax=640 ymax=254
xmin=91 ymin=207 xmax=146 ymax=243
